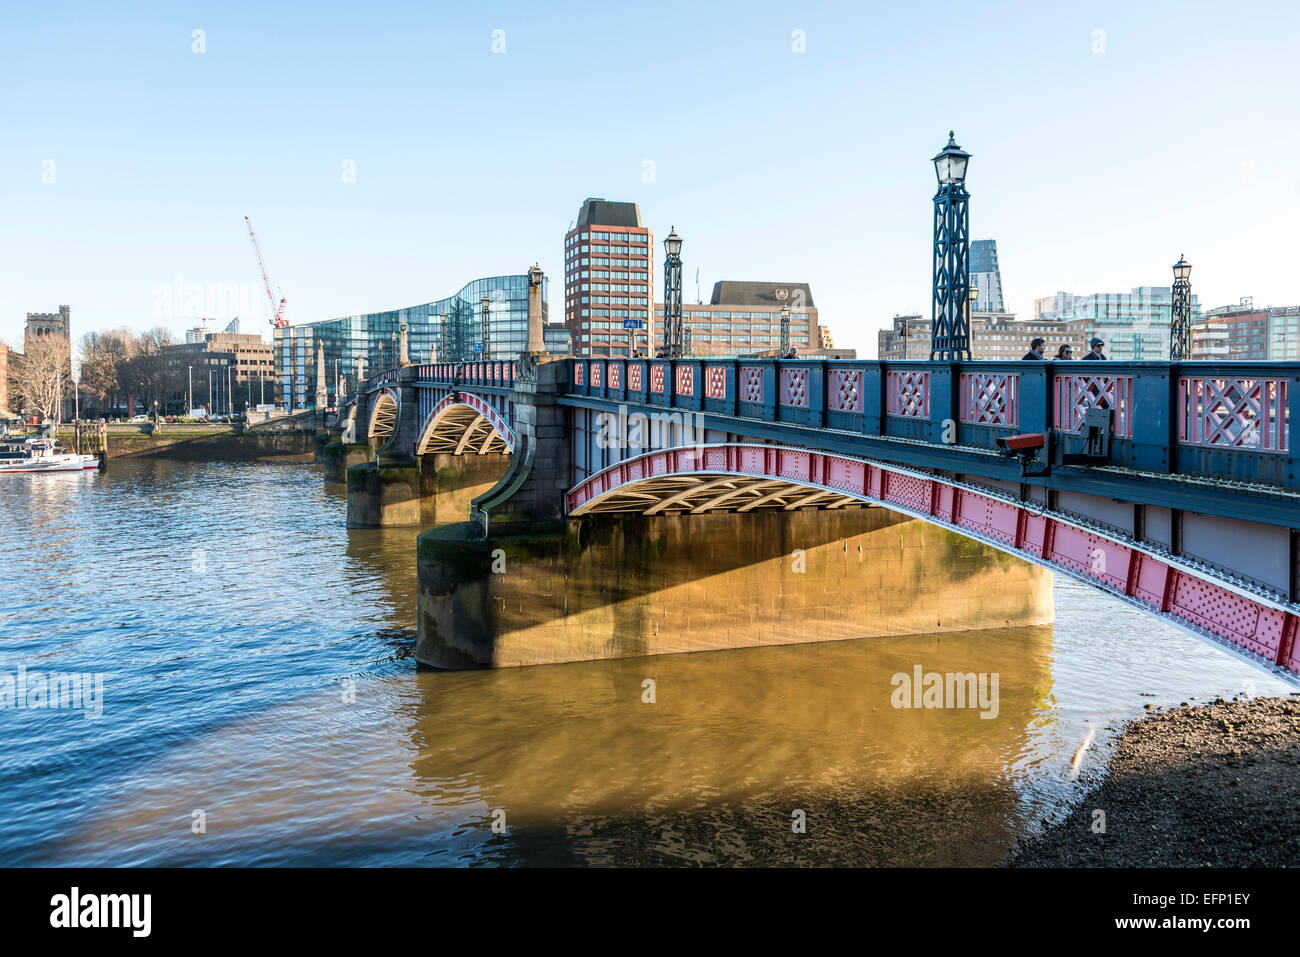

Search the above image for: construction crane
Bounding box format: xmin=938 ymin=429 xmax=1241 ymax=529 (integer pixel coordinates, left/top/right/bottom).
xmin=244 ymin=215 xmax=288 ymax=328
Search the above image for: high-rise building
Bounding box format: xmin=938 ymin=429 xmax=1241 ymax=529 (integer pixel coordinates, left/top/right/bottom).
xmin=563 ymin=199 xmax=655 ymax=357
xmin=275 ymin=273 xmax=570 ymax=409
xmin=969 ymin=240 xmax=1005 ymax=313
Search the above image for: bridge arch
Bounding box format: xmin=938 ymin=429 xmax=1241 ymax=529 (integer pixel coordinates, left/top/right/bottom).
xmin=567 ymin=443 xmax=1300 ymax=678
xmin=417 ymin=392 xmax=515 ymax=456
xmin=367 ymin=388 xmax=400 ymax=453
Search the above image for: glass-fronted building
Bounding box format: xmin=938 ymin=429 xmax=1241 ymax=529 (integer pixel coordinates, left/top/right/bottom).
xmin=274 ymin=274 xmax=570 ymax=409
xmin=1052 ymin=286 xmax=1201 ymax=361
xmin=969 ymin=239 xmax=1006 ymax=313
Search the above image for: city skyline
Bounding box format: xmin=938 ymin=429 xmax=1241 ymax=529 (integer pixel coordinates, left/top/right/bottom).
xmin=2 ymin=1 xmax=1298 ymax=359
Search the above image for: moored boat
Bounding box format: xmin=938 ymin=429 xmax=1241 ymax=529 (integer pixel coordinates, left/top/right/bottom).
xmin=0 ymin=434 xmax=102 ymax=473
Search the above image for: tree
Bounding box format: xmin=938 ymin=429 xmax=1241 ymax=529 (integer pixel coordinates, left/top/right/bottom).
xmin=78 ymin=328 xmax=131 ymax=416
xmin=12 ymin=334 xmax=70 ymax=423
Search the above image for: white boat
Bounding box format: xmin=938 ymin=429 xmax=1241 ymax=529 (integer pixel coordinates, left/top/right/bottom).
xmin=0 ymin=435 xmax=102 ymax=474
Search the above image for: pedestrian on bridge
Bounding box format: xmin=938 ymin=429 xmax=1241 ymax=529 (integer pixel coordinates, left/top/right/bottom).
xmin=1055 ymin=344 xmax=1073 ymax=360
xmin=1022 ymin=338 xmax=1046 ymax=360
xmin=1082 ymin=337 xmax=1107 ymax=360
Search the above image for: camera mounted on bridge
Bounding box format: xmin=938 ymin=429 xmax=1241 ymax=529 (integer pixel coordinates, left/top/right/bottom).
xmin=996 ymin=407 xmax=1113 ymax=478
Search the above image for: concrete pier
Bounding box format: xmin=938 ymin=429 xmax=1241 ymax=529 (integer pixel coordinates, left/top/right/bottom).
xmin=320 ymin=441 xmax=372 ymax=483
xmin=415 ymin=505 xmax=1054 ymax=669
xmin=346 ymin=452 xmax=510 ymax=528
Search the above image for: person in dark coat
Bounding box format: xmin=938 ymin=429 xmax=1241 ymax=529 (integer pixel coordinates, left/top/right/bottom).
xmin=1022 ymin=337 xmax=1046 ymax=360
xmin=1055 ymin=344 xmax=1073 ymax=359
xmin=1082 ymin=337 xmax=1107 ymax=360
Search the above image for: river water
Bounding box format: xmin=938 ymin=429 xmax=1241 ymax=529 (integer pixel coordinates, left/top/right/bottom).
xmin=0 ymin=458 xmax=1291 ymax=866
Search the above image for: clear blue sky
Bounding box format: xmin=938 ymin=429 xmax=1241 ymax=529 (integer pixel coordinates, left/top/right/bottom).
xmin=2 ymin=0 xmax=1297 ymax=358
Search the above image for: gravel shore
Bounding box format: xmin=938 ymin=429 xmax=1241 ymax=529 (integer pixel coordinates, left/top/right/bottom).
xmin=1011 ymin=694 xmax=1300 ymax=867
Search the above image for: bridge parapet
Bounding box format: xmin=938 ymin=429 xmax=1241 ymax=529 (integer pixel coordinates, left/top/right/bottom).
xmin=566 ymin=358 xmax=1299 ymax=489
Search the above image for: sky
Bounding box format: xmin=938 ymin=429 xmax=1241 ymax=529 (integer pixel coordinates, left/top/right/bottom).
xmin=2 ymin=0 xmax=1298 ymax=359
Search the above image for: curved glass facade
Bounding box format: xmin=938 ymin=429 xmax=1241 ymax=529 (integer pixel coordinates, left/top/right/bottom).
xmin=274 ymin=274 xmax=570 ymax=409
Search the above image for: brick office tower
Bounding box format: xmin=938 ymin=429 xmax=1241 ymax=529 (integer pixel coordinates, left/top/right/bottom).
xmin=563 ymin=199 xmax=654 ymax=357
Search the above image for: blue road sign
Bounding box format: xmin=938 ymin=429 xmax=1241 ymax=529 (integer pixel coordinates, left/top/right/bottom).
xmin=623 ymin=319 xmax=643 ymax=330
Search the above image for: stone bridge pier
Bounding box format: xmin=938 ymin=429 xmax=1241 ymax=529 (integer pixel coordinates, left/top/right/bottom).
xmin=340 ymin=366 xmax=511 ymax=528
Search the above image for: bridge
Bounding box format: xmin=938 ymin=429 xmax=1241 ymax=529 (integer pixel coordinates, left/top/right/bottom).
xmin=336 ymin=350 xmax=1299 ymax=678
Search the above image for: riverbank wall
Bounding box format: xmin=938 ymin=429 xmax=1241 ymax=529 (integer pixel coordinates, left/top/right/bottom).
xmin=56 ymin=426 xmax=316 ymax=462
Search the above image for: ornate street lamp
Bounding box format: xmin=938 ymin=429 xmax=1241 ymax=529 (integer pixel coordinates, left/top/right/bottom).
xmin=480 ymin=295 xmax=492 ymax=360
xmin=930 ymin=132 xmax=973 ymax=360
xmin=663 ymin=227 xmax=685 ymax=358
xmin=779 ymin=302 xmax=791 ymax=357
xmin=1170 ymin=254 xmax=1193 ymax=359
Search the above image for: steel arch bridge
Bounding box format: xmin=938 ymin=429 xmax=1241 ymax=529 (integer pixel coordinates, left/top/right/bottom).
xmin=346 ymin=355 xmax=1300 ymax=678
xmin=567 ymin=443 xmax=1300 ymax=675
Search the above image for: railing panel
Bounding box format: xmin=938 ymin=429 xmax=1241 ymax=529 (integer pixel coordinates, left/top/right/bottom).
xmin=1054 ymin=373 xmax=1135 ymax=438
xmin=1179 ymin=376 xmax=1289 ymax=453
xmin=960 ymin=372 xmax=1018 ymax=428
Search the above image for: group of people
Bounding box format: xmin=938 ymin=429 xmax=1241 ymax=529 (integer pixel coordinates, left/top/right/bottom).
xmin=1022 ymin=337 xmax=1107 ymax=361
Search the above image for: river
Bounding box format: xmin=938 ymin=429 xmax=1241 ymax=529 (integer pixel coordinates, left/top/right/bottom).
xmin=0 ymin=458 xmax=1291 ymax=866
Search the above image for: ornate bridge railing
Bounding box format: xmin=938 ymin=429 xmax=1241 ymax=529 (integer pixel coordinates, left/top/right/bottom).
xmin=421 ymin=361 xmax=517 ymax=388
xmin=565 ymin=358 xmax=1300 ymax=489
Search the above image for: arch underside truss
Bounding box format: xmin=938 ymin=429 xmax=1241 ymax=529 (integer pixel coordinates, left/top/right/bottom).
xmin=368 ymin=390 xmax=398 ymax=450
xmin=567 ymin=443 xmax=1300 ymax=679
xmin=417 ymin=392 xmax=515 ymax=456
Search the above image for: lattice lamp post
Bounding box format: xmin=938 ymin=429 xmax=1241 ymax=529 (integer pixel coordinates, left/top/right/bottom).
xmin=930 ymin=132 xmax=973 ymax=361
xmin=480 ymin=295 xmax=491 ymax=360
xmin=780 ymin=302 xmax=791 ymax=357
xmin=663 ymin=227 xmax=684 ymax=358
xmin=1170 ymin=254 xmax=1193 ymax=359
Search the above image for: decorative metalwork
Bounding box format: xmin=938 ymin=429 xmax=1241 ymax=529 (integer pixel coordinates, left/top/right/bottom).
xmin=1170 ymin=254 xmax=1193 ymax=360
xmin=608 ymin=363 xmax=620 ymax=390
xmin=705 ymin=366 xmax=726 ymax=399
xmin=650 ymin=363 xmax=665 ymax=394
xmin=573 ymin=361 xmax=584 ymax=387
xmin=1055 ymin=374 xmax=1134 ymax=438
xmin=675 ymin=365 xmax=694 ymax=396
xmin=1179 ymin=377 xmax=1289 ymax=452
xmin=830 ymin=369 xmax=862 ymax=412
xmin=886 ymin=371 xmax=930 ymax=418
xmin=628 ymin=364 xmax=642 ymax=391
xmin=779 ymin=368 xmax=809 ymax=407
xmin=960 ymin=372 xmax=1018 ymax=427
xmin=663 ymin=228 xmax=686 ymax=358
xmin=590 ymin=362 xmax=601 ymax=389
xmin=930 ymin=132 xmax=972 ymax=360
xmin=739 ymin=367 xmax=764 ymax=404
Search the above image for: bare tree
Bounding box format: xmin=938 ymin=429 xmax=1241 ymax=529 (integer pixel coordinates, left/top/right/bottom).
xmin=12 ymin=334 xmax=70 ymax=423
xmin=79 ymin=328 xmax=132 ymax=415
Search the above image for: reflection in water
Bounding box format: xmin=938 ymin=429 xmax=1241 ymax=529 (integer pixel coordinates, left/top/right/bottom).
xmin=0 ymin=460 xmax=1290 ymax=866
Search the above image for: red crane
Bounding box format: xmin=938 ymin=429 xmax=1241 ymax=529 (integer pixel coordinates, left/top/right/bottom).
xmin=245 ymin=215 xmax=288 ymax=328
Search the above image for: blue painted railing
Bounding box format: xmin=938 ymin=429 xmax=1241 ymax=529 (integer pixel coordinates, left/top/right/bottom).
xmin=563 ymin=357 xmax=1300 ymax=489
